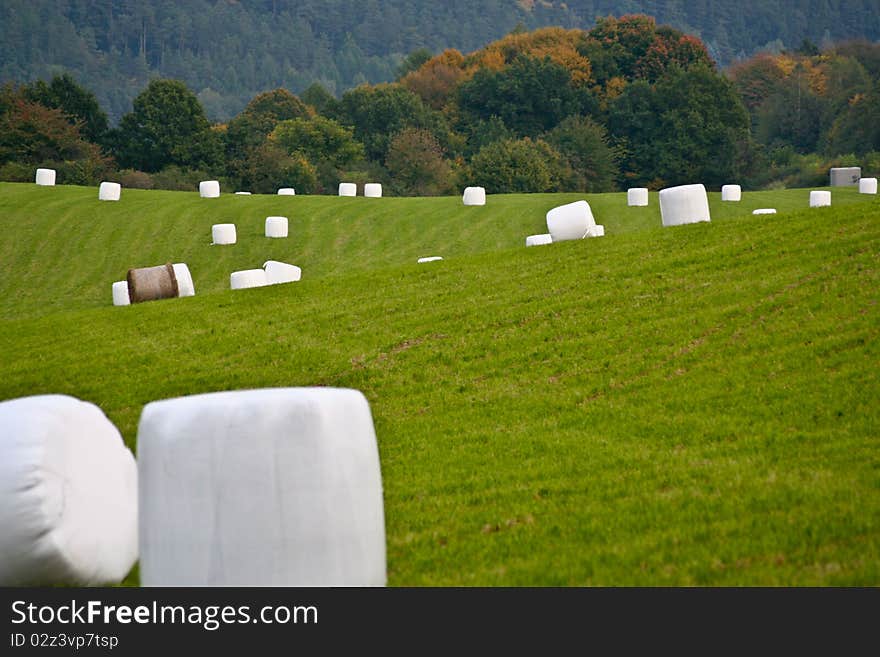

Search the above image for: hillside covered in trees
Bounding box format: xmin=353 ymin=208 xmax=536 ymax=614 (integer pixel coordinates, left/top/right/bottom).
xmin=2 ymin=18 xmax=879 ymax=197
xmin=2 ymin=0 xmax=879 ymax=122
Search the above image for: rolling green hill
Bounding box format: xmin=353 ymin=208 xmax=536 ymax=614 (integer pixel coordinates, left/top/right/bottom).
xmin=0 ymin=182 xmax=878 ymax=585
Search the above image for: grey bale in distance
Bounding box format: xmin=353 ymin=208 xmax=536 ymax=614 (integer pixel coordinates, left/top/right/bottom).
xmin=829 ymin=167 xmax=861 ymax=186
xmin=127 ymin=264 xmax=179 ymax=304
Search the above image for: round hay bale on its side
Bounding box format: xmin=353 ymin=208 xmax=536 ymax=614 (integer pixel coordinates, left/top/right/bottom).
xmin=127 ymin=264 xmax=179 ymax=303
xmin=364 ymin=183 xmax=382 ymax=198
xmin=112 ymin=281 xmax=130 ymax=306
xmin=546 ymin=200 xmax=596 ymax=241
xmin=525 ymin=234 xmax=553 ymax=247
xmin=277 ymin=188 xmax=296 ymax=195
xmin=658 ymin=184 xmax=711 ymax=227
xmin=230 ymin=269 xmax=269 ymax=290
xmin=264 ymin=260 xmax=302 ymax=284
xmin=172 ymin=263 xmax=195 ymax=297
xmin=338 ymin=182 xmax=357 ymax=197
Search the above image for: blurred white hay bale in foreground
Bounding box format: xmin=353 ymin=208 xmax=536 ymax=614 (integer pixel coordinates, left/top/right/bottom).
xmin=0 ymin=394 xmax=137 ymax=585
xmin=136 ymin=387 xmax=386 ymax=586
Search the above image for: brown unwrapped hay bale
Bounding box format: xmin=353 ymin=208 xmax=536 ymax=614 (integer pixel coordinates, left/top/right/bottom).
xmin=127 ymin=264 xmax=179 ymax=304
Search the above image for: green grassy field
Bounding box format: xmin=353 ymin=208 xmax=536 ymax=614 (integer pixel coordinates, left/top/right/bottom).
xmin=0 ymin=182 xmax=878 ymax=585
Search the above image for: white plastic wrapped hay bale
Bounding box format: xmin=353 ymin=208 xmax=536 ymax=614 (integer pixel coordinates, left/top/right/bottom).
xmin=234 ymin=191 xmax=251 ymax=195
xmin=212 ymin=223 xmax=236 ymax=245
xmin=137 ymin=387 xmax=386 ymax=586
xmin=810 ymin=191 xmax=831 ymax=207
xmin=588 ymin=224 xmax=605 ymax=238
xmin=277 ymin=188 xmax=295 ymax=196
xmin=830 ymin=167 xmax=860 ymax=186
xmin=525 ymin=234 xmax=553 ymax=247
xmin=127 ymin=264 xmax=179 ymax=303
xmin=753 ymin=208 xmax=777 ymax=215
xmin=35 ymin=168 xmax=56 ymax=186
xmin=199 ymin=180 xmax=220 ymax=198
xmin=338 ymin=182 xmax=357 ymax=197
xmin=364 ymin=183 xmax=382 ymax=198
xmin=172 ymin=263 xmax=195 ymax=297
xmin=859 ymin=178 xmax=877 ymax=194
xmin=462 ymin=187 xmax=486 ymax=206
xmin=265 ymin=216 xmax=288 ymax=238
xmin=658 ymin=184 xmax=711 ymax=227
xmin=627 ymin=188 xmax=648 ymax=206
xmin=0 ymin=395 xmax=138 ymax=585
xmin=230 ymin=269 xmax=269 ymax=290
xmin=98 ymin=181 xmax=121 ymax=201
xmin=721 ymin=184 xmax=741 ymax=201
xmin=546 ymin=200 xmax=596 ymax=242
xmin=264 ymin=260 xmax=302 ymax=285
xmin=418 ymin=256 xmax=443 ymax=263
xmin=112 ymin=281 xmax=130 ymax=306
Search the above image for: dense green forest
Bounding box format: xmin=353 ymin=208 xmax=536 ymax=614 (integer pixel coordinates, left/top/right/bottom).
xmin=3 ymin=19 xmax=879 ymax=196
xmin=1 ymin=0 xmax=879 ymax=122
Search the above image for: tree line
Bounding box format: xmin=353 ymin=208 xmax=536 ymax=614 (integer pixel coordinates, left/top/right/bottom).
xmin=2 ymin=17 xmax=879 ymax=196
xmin=2 ymin=0 xmax=878 ymax=123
